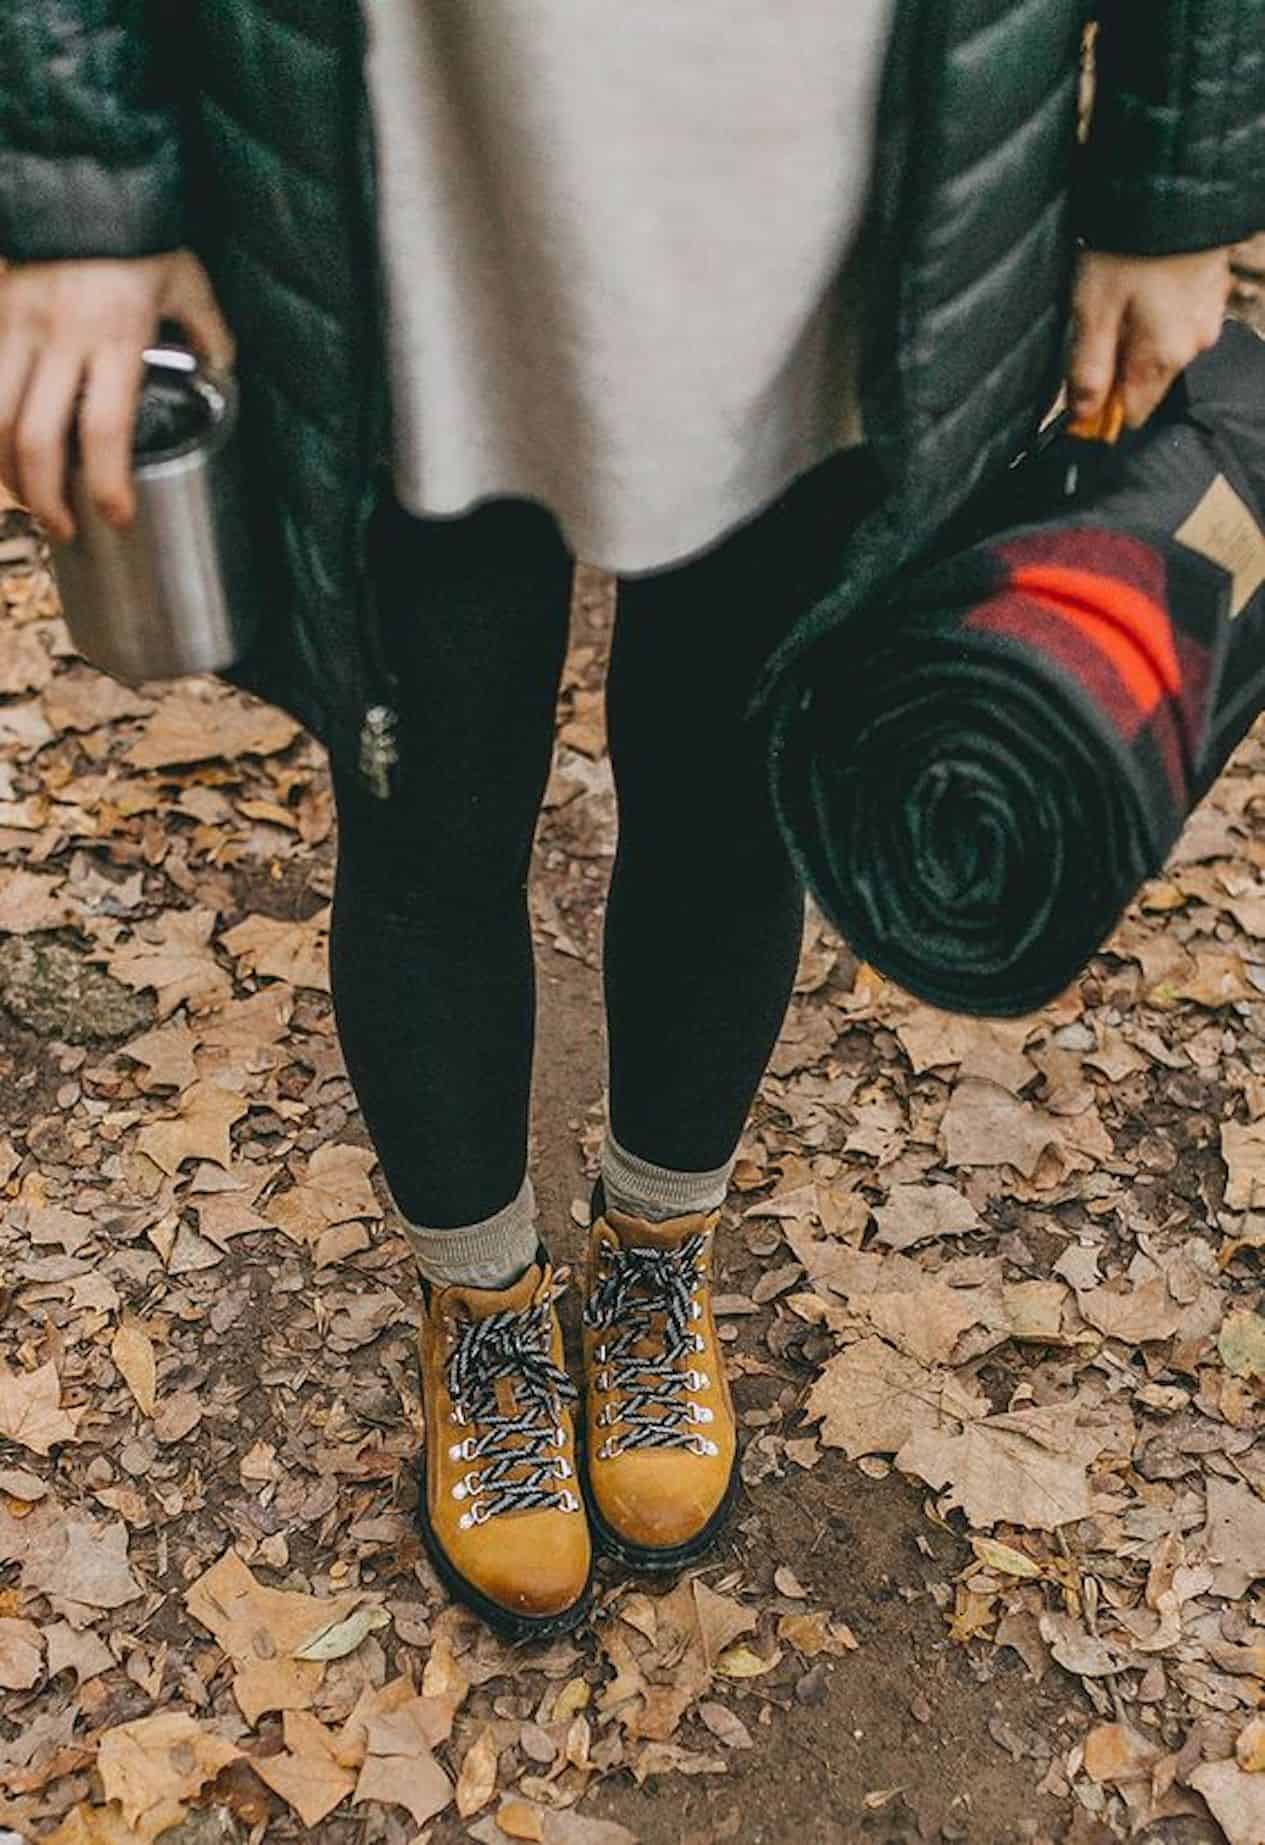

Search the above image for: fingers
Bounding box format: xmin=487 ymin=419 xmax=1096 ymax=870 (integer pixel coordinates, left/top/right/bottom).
xmin=1074 ymin=247 xmax=1235 ymax=433
xmin=79 ymin=343 xmax=144 ymax=528
xmin=0 ymin=333 xmax=37 ymax=508
xmin=1116 ymin=316 xmax=1183 ymax=429
xmin=14 ymin=347 xmax=85 ymax=542
xmin=1067 ymin=291 xmax=1122 ymax=425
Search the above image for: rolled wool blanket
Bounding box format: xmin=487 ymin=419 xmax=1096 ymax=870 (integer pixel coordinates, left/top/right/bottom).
xmin=765 ymin=320 xmax=1265 ymax=1017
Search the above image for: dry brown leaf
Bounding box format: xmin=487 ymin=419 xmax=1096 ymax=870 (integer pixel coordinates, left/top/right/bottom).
xmin=119 ymin=1022 xmax=200 ymax=1091
xmin=252 ymin=1710 xmax=357 ymax=1828
xmin=970 ymin=1537 xmax=1042 ymax=1580
xmin=853 ymin=1279 xmax=992 ymax=1368
xmin=0 ymin=867 xmax=75 ymax=933
xmin=185 ymin=1548 xmax=367 ymax=1722
xmin=153 ymin=1391 xmax=202 ymax=1444
xmin=1237 ymin=1715 xmax=1265 ymax=1774
xmin=1037 ymin=1613 xmax=1135 ymax=1679
xmin=1201 ymin=1475 xmax=1265 ymax=1599
xmin=806 ymin=1336 xmax=987 ymax=1459
xmin=469 ymin=1806 xmax=641 ymax=1845
xmin=0 ymin=1358 xmax=82 ymax=1453
xmin=1222 ymin=1118 xmax=1265 ymax=1210
xmin=697 ymin=1701 xmax=754 ymax=1749
xmin=939 ymin=1078 xmax=1062 ymax=1178
xmin=895 ymin=1013 xmax=1036 ymax=1090
xmin=220 ymin=906 xmax=331 ymax=992
xmin=1082 ymin=1722 xmax=1163 ymax=1783
xmin=44 ymin=1622 xmax=114 ymax=1684
xmin=43 ymin=1803 xmax=141 ymax=1845
xmin=493 ymin=1801 xmax=547 ymax=1841
xmin=268 ymin=1141 xmax=382 ymax=1245
xmin=714 ymin=1642 xmax=781 ymax=1679
xmin=456 ymin=1723 xmax=499 ymax=1818
xmin=1152 ymin=948 xmax=1254 ymax=1008
xmin=777 ymin=1611 xmax=858 ymax=1658
xmin=0 ymin=1615 xmax=43 ymax=1689
xmin=1075 ymin=1277 xmax=1183 ymax=1344
xmin=870 ymin=1183 xmax=982 ymax=1252
xmin=0 ymin=622 xmax=54 ymax=694
xmin=1218 ymin=1308 xmax=1265 ymax=1379
xmin=896 ymin=1404 xmax=1111 ymax=1531
xmin=107 ymin=907 xmax=231 ymax=1017
xmin=354 ymin=1699 xmax=454 ymax=1828
xmin=125 ymin=685 xmax=299 ymax=768
xmin=692 ymin=1580 xmax=756 ymax=1670
xmin=1188 ymin=1759 xmax=1265 ymax=1844
xmin=111 ymin=1320 xmax=157 ymax=1417
xmin=42 ymin=667 xmax=154 ymax=732
xmin=135 ymin=1080 xmax=246 ymax=1176
xmin=97 ymin=1710 xmax=240 ymax=1843
xmin=23 ymin=1513 xmax=142 ymax=1622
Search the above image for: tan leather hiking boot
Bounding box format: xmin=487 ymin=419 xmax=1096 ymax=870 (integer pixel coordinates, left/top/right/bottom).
xmin=581 ymin=1189 xmax=738 ymax=1569
xmin=416 ymin=1255 xmax=592 ymax=1639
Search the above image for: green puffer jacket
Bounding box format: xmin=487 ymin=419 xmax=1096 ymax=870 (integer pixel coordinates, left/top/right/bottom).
xmin=2 ymin=1 xmax=1264 ymax=799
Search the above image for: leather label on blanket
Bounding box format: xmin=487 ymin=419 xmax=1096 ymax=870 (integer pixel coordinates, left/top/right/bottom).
xmin=1175 ymin=474 xmax=1265 ymax=618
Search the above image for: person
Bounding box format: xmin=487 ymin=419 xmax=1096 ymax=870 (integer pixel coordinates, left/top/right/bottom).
xmin=0 ymin=3 xmax=1261 ymax=1642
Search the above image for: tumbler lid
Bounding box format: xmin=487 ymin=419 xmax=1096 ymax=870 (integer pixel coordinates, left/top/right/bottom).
xmin=132 ymin=347 xmax=232 ymax=464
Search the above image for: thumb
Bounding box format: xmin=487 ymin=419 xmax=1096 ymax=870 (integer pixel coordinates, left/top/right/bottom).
xmin=161 ymin=255 xmax=237 ymax=372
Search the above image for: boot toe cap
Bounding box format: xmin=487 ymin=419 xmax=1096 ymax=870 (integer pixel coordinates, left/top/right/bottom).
xmin=593 ymin=1451 xmax=733 ymax=1554
xmin=472 ymin=1510 xmax=592 ymax=1620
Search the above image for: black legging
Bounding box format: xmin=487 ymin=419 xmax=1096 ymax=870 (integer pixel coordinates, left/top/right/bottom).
xmin=329 ymin=450 xmax=876 ymax=1228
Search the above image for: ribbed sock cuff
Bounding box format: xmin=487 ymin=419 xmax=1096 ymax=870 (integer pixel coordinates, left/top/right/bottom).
xmin=404 ymin=1175 xmax=540 ymax=1290
xmin=599 ymin=1131 xmax=734 ymax=1223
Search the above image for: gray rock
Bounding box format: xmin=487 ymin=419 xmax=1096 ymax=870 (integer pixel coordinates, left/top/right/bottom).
xmin=0 ymin=937 xmax=153 ymax=1042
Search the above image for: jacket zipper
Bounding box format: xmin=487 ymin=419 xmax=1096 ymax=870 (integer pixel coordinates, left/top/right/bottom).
xmin=351 ymin=2 xmax=401 ymax=801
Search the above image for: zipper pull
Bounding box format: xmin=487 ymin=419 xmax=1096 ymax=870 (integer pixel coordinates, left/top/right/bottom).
xmin=359 ymin=703 xmax=400 ymax=801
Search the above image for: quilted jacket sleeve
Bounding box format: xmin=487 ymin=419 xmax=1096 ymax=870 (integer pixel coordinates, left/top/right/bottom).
xmin=1079 ymin=0 xmax=1265 ymax=254
xmin=0 ymin=1 xmax=185 ymax=262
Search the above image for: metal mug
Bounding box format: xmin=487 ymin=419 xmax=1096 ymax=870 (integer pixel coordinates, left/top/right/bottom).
xmin=53 ymin=345 xmax=258 ymax=685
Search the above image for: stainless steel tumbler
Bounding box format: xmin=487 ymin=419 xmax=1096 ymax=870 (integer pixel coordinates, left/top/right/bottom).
xmin=53 ymin=346 xmax=258 ymax=685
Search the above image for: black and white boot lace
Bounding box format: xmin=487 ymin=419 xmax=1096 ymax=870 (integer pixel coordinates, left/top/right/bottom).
xmin=584 ymin=1233 xmax=719 ymax=1461
xmin=445 ymin=1281 xmax=581 ymax=1530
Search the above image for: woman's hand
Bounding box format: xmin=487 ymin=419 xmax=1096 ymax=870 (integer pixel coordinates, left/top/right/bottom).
xmin=1068 ymin=246 xmax=1234 ymax=432
xmin=0 ymin=251 xmax=234 ymax=542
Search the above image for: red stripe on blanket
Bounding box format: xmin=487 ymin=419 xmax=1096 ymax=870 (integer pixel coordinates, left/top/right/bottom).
xmin=1006 ymin=564 xmax=1181 ymax=717
xmin=966 ymin=595 xmax=1150 ymax=740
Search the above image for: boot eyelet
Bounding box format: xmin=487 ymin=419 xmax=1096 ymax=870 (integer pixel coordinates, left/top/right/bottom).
xmin=687 ymin=1403 xmax=714 ymax=1425
xmin=448 ymin=1437 xmax=474 ymax=1462
xmin=558 ymin=1489 xmax=581 ymax=1513
xmin=688 ymin=1435 xmax=719 ymax=1457
xmin=685 ymin=1369 xmax=710 ymax=1390
xmin=553 ymin=1423 xmax=565 ymax=1446
xmin=693 ymin=1333 xmax=706 ymax=1353
xmin=554 ymin=1457 xmax=572 ymax=1482
xmin=596 ymin=1369 xmax=610 ymax=1391
xmin=690 ymin=1301 xmax=702 ymax=1321
xmin=458 ymin=1499 xmax=490 ymax=1529
xmin=594 ymin=1343 xmax=607 ymax=1363
xmin=452 ymin=1469 xmax=482 ymax=1500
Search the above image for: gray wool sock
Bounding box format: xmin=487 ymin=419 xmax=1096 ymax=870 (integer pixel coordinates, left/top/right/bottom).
xmin=405 ymin=1175 xmax=541 ymax=1290
xmin=599 ymin=1130 xmax=733 ymax=1224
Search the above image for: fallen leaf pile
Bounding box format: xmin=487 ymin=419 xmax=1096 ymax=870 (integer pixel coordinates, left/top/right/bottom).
xmin=0 ymin=526 xmax=1263 ymax=1845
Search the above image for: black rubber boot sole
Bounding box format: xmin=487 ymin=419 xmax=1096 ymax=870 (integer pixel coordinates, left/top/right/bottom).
xmin=578 ymin=1423 xmax=742 ymax=1574
xmin=415 ymin=1470 xmax=595 ymax=1645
